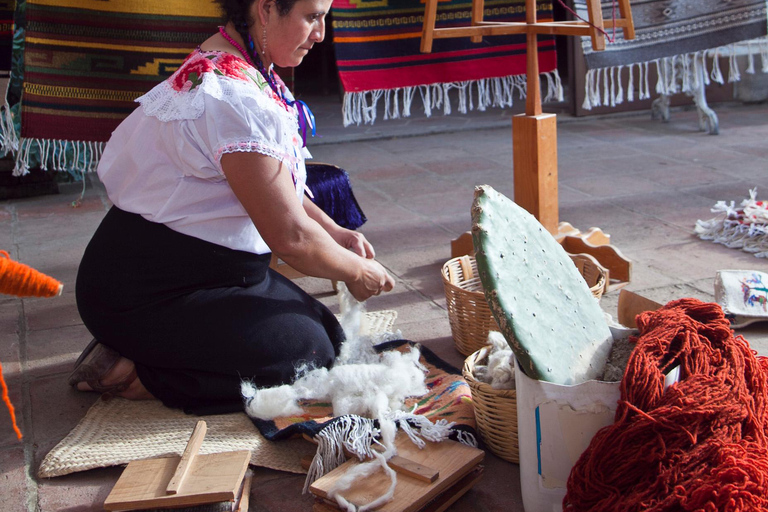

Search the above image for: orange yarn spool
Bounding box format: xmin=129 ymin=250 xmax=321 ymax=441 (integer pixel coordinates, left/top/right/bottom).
xmin=0 ymin=250 xmax=62 ymax=297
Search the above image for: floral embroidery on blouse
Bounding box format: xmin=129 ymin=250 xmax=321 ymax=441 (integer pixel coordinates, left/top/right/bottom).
xmin=170 ymin=50 xmax=288 ymax=108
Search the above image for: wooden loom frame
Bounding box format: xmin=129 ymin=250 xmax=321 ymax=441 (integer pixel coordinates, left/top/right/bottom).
xmin=421 ymin=0 xmax=635 ymax=289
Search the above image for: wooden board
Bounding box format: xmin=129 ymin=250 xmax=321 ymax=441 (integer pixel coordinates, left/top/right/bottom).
xmin=617 ymin=289 xmax=662 ymax=328
xmin=104 ymin=450 xmax=251 ymax=511
xmin=235 ymin=474 xmax=252 ymax=512
xmin=560 ymin=235 xmax=632 ymax=289
xmin=309 ymin=434 xmax=484 ymax=512
xmin=313 ymin=466 xmax=484 ymax=512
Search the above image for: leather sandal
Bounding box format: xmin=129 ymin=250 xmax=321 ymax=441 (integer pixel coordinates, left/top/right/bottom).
xmin=68 ymin=339 xmax=137 ymax=399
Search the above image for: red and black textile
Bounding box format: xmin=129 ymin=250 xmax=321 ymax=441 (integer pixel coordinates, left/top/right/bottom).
xmin=0 ymin=0 xmax=14 ymax=78
xmin=332 ymin=0 xmax=557 ymax=93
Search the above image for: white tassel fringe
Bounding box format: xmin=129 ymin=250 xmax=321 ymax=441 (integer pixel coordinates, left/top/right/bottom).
xmin=582 ymin=37 xmax=768 ymax=110
xmin=342 ymin=70 xmax=563 ymax=127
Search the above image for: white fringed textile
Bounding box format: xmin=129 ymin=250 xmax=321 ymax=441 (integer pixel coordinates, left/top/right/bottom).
xmin=12 ymin=137 xmax=105 ymax=177
xmin=0 ymin=102 xmax=17 ymax=157
xmin=342 ymin=71 xmax=564 ymax=127
xmin=695 ymin=188 xmax=768 ymax=259
xmin=582 ymin=38 xmax=768 ymax=110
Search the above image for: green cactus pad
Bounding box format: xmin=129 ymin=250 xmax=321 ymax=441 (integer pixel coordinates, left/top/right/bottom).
xmin=471 ymin=185 xmax=612 ymax=385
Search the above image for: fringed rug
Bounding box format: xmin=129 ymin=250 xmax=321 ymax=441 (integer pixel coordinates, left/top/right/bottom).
xmin=573 ymin=0 xmax=768 ymax=109
xmin=11 ymin=0 xmax=221 ymax=175
xmin=695 ymin=188 xmax=768 ymax=259
xmin=332 ymin=0 xmax=561 ymax=126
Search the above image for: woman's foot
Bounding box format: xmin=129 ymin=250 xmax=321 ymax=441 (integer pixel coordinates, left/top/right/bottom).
xmin=69 ymin=340 xmax=155 ymax=400
xmin=75 ymin=356 xmax=155 ymax=400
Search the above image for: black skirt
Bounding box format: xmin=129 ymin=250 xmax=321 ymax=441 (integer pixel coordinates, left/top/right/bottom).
xmin=76 ymin=206 xmax=344 ymax=414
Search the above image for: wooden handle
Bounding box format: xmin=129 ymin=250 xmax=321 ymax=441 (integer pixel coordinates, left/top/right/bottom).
xmin=447 ymin=260 xmax=459 ymax=285
xmin=166 ymin=420 xmax=207 ymax=495
xmin=458 ymin=256 xmax=473 ymax=281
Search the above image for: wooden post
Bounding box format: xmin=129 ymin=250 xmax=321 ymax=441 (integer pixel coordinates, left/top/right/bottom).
xmin=513 ymin=0 xmax=558 ymax=232
xmin=425 ymin=0 xmax=634 ymax=285
xmin=470 ymin=0 xmax=484 ymax=43
xmin=512 ymin=114 xmax=558 ymax=233
xmin=420 ymin=0 xmax=439 ymax=53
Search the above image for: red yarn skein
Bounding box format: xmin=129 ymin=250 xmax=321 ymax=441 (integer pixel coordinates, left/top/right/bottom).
xmin=564 ymin=298 xmax=768 ymax=512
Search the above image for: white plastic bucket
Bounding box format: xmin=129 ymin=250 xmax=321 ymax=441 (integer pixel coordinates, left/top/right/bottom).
xmin=514 ymin=330 xmax=626 ymax=512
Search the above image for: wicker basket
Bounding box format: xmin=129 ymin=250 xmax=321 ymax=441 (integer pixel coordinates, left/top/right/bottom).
xmin=442 ymin=253 xmax=606 ymax=356
xmin=463 ymin=346 xmax=518 ymax=463
xmin=442 ymin=255 xmax=497 ymax=356
xmin=569 ymin=253 xmax=608 ymax=300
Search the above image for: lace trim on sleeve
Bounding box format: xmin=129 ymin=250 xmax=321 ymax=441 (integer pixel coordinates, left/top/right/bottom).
xmin=217 ymin=140 xmax=300 ymax=167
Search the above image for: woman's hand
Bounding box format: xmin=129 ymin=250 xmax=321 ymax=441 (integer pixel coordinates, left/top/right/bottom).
xmin=346 ymin=258 xmax=395 ymax=302
xmin=330 ymin=227 xmax=375 ymax=259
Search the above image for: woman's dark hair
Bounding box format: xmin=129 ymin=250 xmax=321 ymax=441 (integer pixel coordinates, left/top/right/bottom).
xmin=218 ymin=0 xmax=299 ymax=23
xmin=218 ymin=0 xmax=300 ymax=65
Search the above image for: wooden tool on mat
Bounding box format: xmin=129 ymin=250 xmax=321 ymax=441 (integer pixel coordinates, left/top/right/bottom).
xmin=309 ymin=433 xmax=484 ymax=511
xmin=104 ymin=421 xmax=251 ymax=511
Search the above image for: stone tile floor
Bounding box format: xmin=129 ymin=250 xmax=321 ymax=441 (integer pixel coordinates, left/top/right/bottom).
xmin=2 ymin=99 xmax=768 ymax=511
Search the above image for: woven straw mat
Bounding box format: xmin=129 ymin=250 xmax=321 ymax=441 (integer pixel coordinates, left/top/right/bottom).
xmin=38 ymin=309 xmax=398 ymax=478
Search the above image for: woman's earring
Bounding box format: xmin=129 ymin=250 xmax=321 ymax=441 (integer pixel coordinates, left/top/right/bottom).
xmin=261 ymin=27 xmax=267 ymax=56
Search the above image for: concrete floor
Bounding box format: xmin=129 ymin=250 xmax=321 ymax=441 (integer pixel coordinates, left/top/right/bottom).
xmin=2 ymin=99 xmax=768 ymax=511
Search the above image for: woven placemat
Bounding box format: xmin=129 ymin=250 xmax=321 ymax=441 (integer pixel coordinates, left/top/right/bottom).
xmin=39 ymin=310 xmax=398 ymax=478
xmin=352 ymin=308 xmax=398 ymax=337
xmin=38 ymin=398 xmax=314 ymax=478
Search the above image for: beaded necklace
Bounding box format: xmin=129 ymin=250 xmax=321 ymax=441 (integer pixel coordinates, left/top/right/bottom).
xmin=217 ymin=26 xmax=315 ymax=147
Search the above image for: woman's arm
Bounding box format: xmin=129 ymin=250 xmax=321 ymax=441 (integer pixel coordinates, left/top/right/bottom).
xmin=302 ymin=197 xmax=375 ymax=259
xmin=220 ymin=151 xmax=394 ymax=300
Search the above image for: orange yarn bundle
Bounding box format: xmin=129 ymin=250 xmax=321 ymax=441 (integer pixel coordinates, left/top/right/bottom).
xmin=0 ymin=361 xmax=21 ymax=440
xmin=0 ymin=250 xmax=58 ymax=441
xmin=564 ymin=298 xmax=768 ymax=512
xmin=0 ymin=250 xmax=62 ymax=297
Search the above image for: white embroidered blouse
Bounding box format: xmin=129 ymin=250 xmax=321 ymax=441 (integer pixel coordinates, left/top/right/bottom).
xmin=97 ymin=49 xmax=310 ymax=255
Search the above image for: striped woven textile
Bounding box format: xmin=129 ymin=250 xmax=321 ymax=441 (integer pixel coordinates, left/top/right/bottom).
xmin=574 ymin=0 xmax=768 ymax=109
xmin=333 ymin=0 xmax=560 ymax=125
xmin=12 ymin=0 xmax=221 ymax=175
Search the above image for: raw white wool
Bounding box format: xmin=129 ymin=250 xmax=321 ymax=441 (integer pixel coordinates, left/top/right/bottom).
xmin=242 ymin=284 xmax=427 ymax=421
xmin=336 ymin=282 xmax=371 ymax=364
xmin=239 ymin=381 xmax=304 ymax=420
xmin=473 ymin=331 xmax=515 ymax=390
xmin=488 ymin=350 xmax=515 ymax=390
xmin=242 ymin=345 xmax=427 ymax=420
xmin=328 ymin=451 xmax=397 ymax=512
xmin=242 ymin=284 xmax=439 ymax=511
